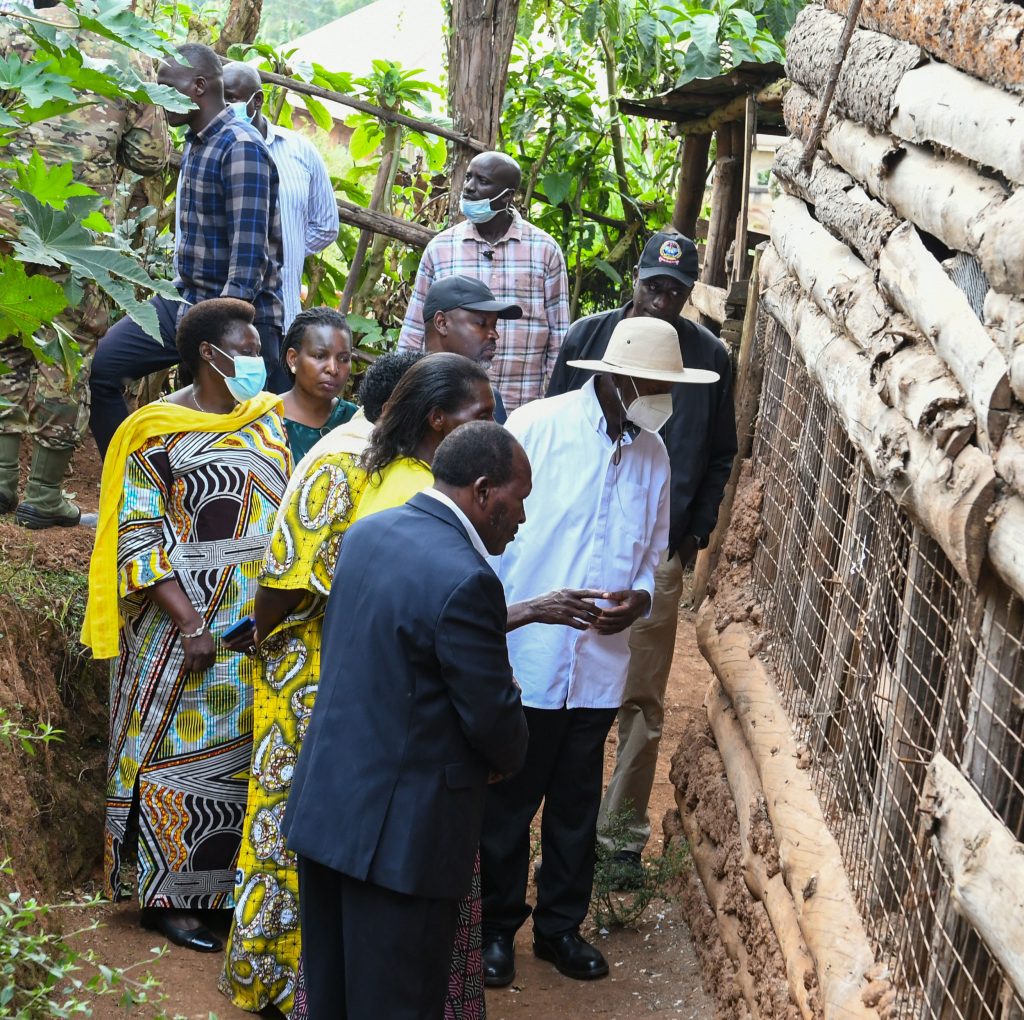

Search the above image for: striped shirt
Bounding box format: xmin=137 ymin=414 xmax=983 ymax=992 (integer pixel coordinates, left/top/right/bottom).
xmin=263 ymin=121 xmax=339 ymax=328
xmin=174 ymin=106 xmax=284 ymax=328
xmin=397 ymin=211 xmax=570 ymax=410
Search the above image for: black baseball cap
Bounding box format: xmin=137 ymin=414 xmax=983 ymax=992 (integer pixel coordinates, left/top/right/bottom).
xmin=637 ymin=231 xmax=699 ymax=287
xmin=422 ymin=275 xmax=523 ymax=323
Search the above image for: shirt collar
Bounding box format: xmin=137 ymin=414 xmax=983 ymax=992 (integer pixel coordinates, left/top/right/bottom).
xmin=422 ymin=488 xmax=491 ymax=560
xmin=580 ymin=377 xmax=635 ymax=447
xmin=188 ymin=105 xmax=235 ymax=143
xmin=460 ymin=208 xmax=523 ymax=245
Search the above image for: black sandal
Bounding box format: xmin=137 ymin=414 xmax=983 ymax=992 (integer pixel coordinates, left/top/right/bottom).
xmin=140 ymin=908 xmax=223 ymax=953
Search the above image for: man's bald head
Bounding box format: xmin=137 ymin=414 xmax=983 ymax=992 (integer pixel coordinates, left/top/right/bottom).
xmin=469 ymin=151 xmax=522 ymax=194
xmin=223 ymin=62 xmax=262 ymax=97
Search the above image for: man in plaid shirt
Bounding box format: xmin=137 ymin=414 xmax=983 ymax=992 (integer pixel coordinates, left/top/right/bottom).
xmin=89 ymin=43 xmax=285 ymax=458
xmin=398 ymin=152 xmax=570 ymax=411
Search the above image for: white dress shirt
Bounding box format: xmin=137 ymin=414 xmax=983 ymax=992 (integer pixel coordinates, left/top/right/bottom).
xmin=264 ymin=121 xmax=339 ymax=328
xmin=493 ymin=378 xmax=670 ymax=710
xmin=422 ymin=488 xmax=491 ymax=562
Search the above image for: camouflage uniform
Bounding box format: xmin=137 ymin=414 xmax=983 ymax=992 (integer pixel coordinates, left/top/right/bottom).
xmin=0 ymin=8 xmax=169 ymax=450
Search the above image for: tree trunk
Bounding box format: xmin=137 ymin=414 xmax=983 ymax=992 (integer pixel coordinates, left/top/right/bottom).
xmin=446 ymin=0 xmax=521 ymax=223
xmin=214 ymin=0 xmax=263 ymax=54
xmin=672 ymin=132 xmax=711 ymax=239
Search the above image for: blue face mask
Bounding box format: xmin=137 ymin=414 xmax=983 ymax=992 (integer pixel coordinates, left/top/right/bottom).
xmin=209 ymin=344 xmax=267 ymax=402
xmin=460 ymin=187 xmax=512 ymax=224
xmin=228 ymin=92 xmax=258 ymax=125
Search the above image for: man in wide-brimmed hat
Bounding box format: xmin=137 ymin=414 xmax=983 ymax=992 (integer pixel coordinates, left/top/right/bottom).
xmin=480 ymin=316 xmax=718 ymax=987
xmin=548 ymin=230 xmax=737 ymax=890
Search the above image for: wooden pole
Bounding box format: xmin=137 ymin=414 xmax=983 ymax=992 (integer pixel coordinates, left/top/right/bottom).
xmin=701 ymin=122 xmax=744 ymax=289
xmin=732 ymin=96 xmax=756 ymax=283
xmin=258 ymin=69 xmax=489 ymax=152
xmin=672 ymin=132 xmax=711 ymax=239
xmin=799 ymin=0 xmax=865 ymax=171
xmin=335 ymin=200 xmax=436 ymax=249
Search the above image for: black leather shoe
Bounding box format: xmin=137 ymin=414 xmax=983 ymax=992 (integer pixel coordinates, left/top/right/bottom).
xmin=140 ymin=909 xmax=223 ymax=953
xmin=533 ymin=930 xmax=608 ymax=980
xmin=482 ymin=932 xmax=516 ymax=987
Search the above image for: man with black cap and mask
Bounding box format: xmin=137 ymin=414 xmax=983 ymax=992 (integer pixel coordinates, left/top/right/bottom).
xmin=547 ymin=230 xmax=737 ymax=888
xmin=421 ymin=275 xmax=523 ymax=424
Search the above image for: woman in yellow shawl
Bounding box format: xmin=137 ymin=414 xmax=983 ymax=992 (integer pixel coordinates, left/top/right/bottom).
xmin=221 ymin=352 xmax=494 ymax=1016
xmin=82 ymin=299 xmax=292 ymax=954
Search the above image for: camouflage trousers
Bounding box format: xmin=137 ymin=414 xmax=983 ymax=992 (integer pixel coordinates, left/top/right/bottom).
xmin=0 ymin=285 xmax=108 ymax=451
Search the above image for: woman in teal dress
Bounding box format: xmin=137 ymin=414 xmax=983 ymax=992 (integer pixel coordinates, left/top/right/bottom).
xmin=279 ymin=308 xmax=357 ymax=464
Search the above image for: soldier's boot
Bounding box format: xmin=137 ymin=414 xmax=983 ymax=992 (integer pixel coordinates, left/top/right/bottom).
xmin=15 ymin=443 xmax=81 ymax=529
xmin=0 ymin=434 xmax=21 ymax=514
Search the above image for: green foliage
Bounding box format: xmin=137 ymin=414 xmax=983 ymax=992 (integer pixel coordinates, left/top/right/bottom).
xmin=591 ymin=807 xmax=691 ymax=930
xmin=0 ymin=857 xmax=168 ymax=1017
xmin=0 ymin=258 xmax=69 ymax=346
xmin=505 ymin=0 xmax=803 ymax=313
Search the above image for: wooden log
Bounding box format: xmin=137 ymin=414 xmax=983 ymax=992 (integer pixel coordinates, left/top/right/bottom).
xmin=733 ymin=97 xmax=756 ymax=282
xmin=706 ymin=680 xmax=820 ymax=1020
xmin=989 ymin=496 xmax=1024 ymax=602
xmin=702 ymin=122 xmax=745 ymax=288
xmin=984 ymin=291 xmax=1024 ymax=403
xmin=785 ymin=5 xmax=922 ymax=132
xmin=769 ymin=195 xmax=970 ymax=439
xmin=259 ymin=70 xmax=489 ymax=152
xmin=336 ymin=199 xmax=436 ymax=249
xmin=696 ymin=610 xmax=886 ymax=1020
xmin=974 ymin=190 xmax=1024 ymax=297
xmin=773 ymin=139 xmax=899 ymax=267
xmin=822 ymin=0 xmax=1024 ymax=97
xmin=690 ymin=282 xmax=728 ymax=324
xmin=994 ymin=427 xmax=1024 ymax=499
xmin=676 ymin=780 xmax=763 ymax=1019
xmin=761 ymin=252 xmax=995 ymax=584
xmin=820 ymin=118 xmax=1008 ymax=261
xmin=891 ymin=63 xmax=1024 ymax=187
xmin=879 ymin=223 xmax=1011 ymax=449
xmin=921 ymin=752 xmax=1024 ymax=999
xmin=673 ymin=132 xmax=712 ymax=239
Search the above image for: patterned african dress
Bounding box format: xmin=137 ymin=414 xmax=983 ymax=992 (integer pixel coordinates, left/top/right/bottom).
xmin=221 ymin=448 xmax=366 ymax=1015
xmin=104 ymin=411 xmax=291 ymax=910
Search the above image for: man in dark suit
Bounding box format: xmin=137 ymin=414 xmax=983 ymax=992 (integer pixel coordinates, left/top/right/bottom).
xmin=283 ymin=420 xmax=532 ymax=1020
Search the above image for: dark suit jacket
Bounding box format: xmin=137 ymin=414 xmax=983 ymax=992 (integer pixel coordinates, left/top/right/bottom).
xmin=283 ymin=492 xmax=528 ymax=900
xmin=547 ymin=302 xmax=737 ymax=554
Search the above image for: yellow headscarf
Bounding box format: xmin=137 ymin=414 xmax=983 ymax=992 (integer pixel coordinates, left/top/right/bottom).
xmin=81 ymin=393 xmax=282 ymax=659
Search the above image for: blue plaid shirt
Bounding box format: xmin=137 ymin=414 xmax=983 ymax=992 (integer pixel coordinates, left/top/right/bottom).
xmin=174 ymin=107 xmax=284 ymax=328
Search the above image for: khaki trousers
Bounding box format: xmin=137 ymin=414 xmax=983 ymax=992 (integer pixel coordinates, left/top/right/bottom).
xmin=597 ymin=551 xmax=684 ymax=853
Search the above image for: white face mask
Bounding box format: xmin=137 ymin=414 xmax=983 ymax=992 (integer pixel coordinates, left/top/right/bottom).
xmin=620 ymin=377 xmax=673 ymax=433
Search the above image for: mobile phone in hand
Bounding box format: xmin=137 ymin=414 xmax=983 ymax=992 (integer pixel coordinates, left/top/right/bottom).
xmin=222 ymin=615 xmax=256 ymax=642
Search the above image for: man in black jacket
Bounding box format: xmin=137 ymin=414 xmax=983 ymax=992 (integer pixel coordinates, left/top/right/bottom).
xmin=547 ymin=230 xmax=737 ymax=880
xmin=284 ymin=421 xmax=531 ymax=1019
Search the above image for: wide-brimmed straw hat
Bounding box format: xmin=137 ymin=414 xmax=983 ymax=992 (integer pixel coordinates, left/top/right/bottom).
xmin=567 ymin=316 xmax=719 ymax=384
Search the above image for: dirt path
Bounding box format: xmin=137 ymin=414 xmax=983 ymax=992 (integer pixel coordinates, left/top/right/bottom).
xmin=76 ymin=603 xmax=716 ymax=1020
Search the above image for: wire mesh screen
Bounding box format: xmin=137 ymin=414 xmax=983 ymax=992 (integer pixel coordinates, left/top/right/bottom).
xmin=748 ymin=310 xmax=1024 ymax=1020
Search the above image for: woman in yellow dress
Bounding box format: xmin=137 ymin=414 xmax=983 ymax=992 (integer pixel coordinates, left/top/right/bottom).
xmin=221 ymin=353 xmax=494 ymax=1016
